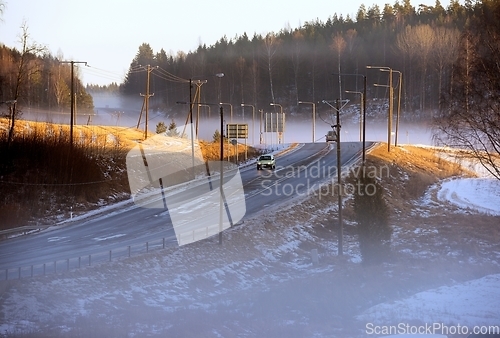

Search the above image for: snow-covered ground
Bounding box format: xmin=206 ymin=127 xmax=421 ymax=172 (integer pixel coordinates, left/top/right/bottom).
xmin=358 ymin=151 xmax=500 ymax=337
xmin=437 ymin=178 xmax=500 ymax=216
xmin=1 ymin=145 xmax=499 ymax=337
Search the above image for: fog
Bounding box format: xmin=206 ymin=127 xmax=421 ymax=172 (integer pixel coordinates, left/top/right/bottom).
xmin=17 ymin=93 xmax=436 ymax=147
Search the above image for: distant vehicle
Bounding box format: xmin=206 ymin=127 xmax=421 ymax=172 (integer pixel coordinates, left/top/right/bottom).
xmin=326 ymin=130 xmax=337 ymax=142
xmin=257 ymin=154 xmax=276 ymax=170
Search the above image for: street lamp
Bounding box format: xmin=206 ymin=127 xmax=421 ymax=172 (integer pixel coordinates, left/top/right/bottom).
xmin=198 ymin=104 xmax=211 ymax=118
xmin=176 ymin=101 xmax=226 ymax=244
xmin=367 ymin=66 xmax=394 ymax=152
xmin=270 ymin=103 xmax=284 ymax=144
xmin=389 ymin=70 xmax=402 ymax=147
xmin=379 ymin=68 xmax=402 ymax=147
xmin=332 ymin=73 xmax=367 ymax=163
xmin=259 ymin=109 xmax=264 ymax=145
xmin=344 ymin=91 xmax=364 ymax=142
xmin=220 ymin=102 xmax=233 ymax=123
xmin=298 ymin=101 xmax=316 ymax=143
xmin=241 ymin=103 xmax=255 ymax=145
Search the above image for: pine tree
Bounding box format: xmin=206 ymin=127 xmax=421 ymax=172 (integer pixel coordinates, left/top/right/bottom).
xmin=213 ymin=129 xmax=221 ymax=142
xmin=166 ymin=119 xmax=179 ymax=137
xmin=155 ymin=121 xmax=167 ymax=134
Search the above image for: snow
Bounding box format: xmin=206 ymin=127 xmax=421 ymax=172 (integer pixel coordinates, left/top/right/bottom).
xmin=358 ymin=274 xmax=500 ymax=327
xmin=429 ymin=148 xmax=500 ymax=216
xmin=437 ymin=178 xmax=500 ymax=216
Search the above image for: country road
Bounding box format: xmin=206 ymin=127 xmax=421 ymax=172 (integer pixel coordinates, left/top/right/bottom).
xmin=0 ymin=142 xmax=367 ymax=278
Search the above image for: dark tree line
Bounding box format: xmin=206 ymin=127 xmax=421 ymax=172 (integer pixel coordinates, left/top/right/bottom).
xmin=0 ymin=0 xmax=489 ymax=123
xmin=118 ymin=0 xmax=478 ymax=120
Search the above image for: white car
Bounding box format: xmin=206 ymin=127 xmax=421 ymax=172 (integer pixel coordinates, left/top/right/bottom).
xmin=257 ymin=154 xmax=276 ymax=170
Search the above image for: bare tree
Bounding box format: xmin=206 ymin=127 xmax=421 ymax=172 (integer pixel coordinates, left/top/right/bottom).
xmin=291 ymin=30 xmax=304 ymax=104
xmin=433 ymin=26 xmax=460 ymax=111
xmin=262 ymin=33 xmax=281 ymax=104
xmin=235 ymin=56 xmax=246 ymax=103
xmin=396 ymin=25 xmax=418 ymax=109
xmin=330 ymin=33 xmax=346 ymax=100
xmin=7 ymin=21 xmax=47 ymax=147
xmin=435 ymin=1 xmax=500 ymax=180
xmin=412 ymin=24 xmax=435 ymax=113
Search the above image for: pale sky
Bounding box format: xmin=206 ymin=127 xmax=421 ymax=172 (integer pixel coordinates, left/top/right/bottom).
xmin=1 ymin=0 xmax=450 ymax=86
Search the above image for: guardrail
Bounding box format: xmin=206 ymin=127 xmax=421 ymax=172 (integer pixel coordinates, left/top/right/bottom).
xmin=1 ymin=236 xmax=176 ymax=281
xmin=0 ymin=225 xmax=227 ymax=281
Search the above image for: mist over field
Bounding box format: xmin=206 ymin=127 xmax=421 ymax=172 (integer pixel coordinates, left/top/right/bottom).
xmin=19 ymin=92 xmax=434 ymax=148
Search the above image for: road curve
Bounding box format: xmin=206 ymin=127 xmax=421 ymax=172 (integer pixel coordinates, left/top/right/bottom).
xmin=0 ymin=142 xmax=367 ymax=275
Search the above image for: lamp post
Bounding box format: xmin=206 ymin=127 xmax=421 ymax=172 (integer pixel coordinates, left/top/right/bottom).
xmin=259 ymin=109 xmax=264 ymax=145
xmin=367 ymin=66 xmax=394 ymax=152
xmin=380 ymin=68 xmax=402 ymax=147
xmin=298 ymin=101 xmax=316 ymax=143
xmin=220 ymin=102 xmax=233 ymax=161
xmin=240 ymin=103 xmax=255 ymax=145
xmin=198 ymin=104 xmax=211 ymax=118
xmin=345 ymin=91 xmax=364 ymax=142
xmin=176 ymin=101 xmax=226 ymax=244
xmin=390 ymin=70 xmax=402 ymax=147
xmin=270 ymin=103 xmax=284 ymax=144
xmin=332 ymin=73 xmax=367 ymax=163
xmin=220 ymin=102 xmax=233 ymax=123
xmin=218 ymin=105 xmax=224 ymax=245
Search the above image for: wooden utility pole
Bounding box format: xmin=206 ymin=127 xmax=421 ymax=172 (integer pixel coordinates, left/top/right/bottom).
xmin=140 ymin=65 xmax=155 ymax=140
xmin=60 ymin=60 xmax=87 ymax=148
xmin=336 ymin=99 xmax=343 ymax=256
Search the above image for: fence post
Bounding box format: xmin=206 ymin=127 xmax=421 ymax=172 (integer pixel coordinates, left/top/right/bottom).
xmin=163 ymin=238 xmax=165 ymax=249
xmin=18 ymin=267 xmax=21 ymax=279
xmin=109 ymin=250 xmax=112 ymax=262
xmin=128 ymin=246 xmax=131 ymax=257
xmin=67 ymin=258 xmax=69 ymax=271
xmin=146 ymin=242 xmax=149 ymax=252
xmin=43 ymin=263 xmax=46 ymax=275
xmin=78 ymin=256 xmax=81 ymax=268
xmin=89 ymin=255 xmax=91 ymax=266
xmin=54 ymin=261 xmax=56 ymax=273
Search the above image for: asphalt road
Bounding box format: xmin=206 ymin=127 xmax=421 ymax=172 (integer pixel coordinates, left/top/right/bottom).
xmin=0 ymin=142 xmax=367 ymax=278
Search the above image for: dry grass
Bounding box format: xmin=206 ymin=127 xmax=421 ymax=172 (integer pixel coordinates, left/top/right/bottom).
xmin=0 ymin=119 xmax=260 ymax=229
xmin=358 ymin=144 xmax=471 ymax=213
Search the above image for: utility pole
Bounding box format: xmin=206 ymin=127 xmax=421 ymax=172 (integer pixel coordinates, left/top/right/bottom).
xmin=193 ymin=80 xmax=207 ymax=137
xmin=335 ymin=98 xmax=343 ymax=256
xmin=140 ymin=65 xmax=155 ymax=140
xmin=323 ymin=99 xmax=348 ymax=256
xmin=60 ymin=60 xmax=87 ymax=148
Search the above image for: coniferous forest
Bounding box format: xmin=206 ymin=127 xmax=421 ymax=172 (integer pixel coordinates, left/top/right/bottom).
xmin=1 ymin=0 xmax=499 ymax=124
